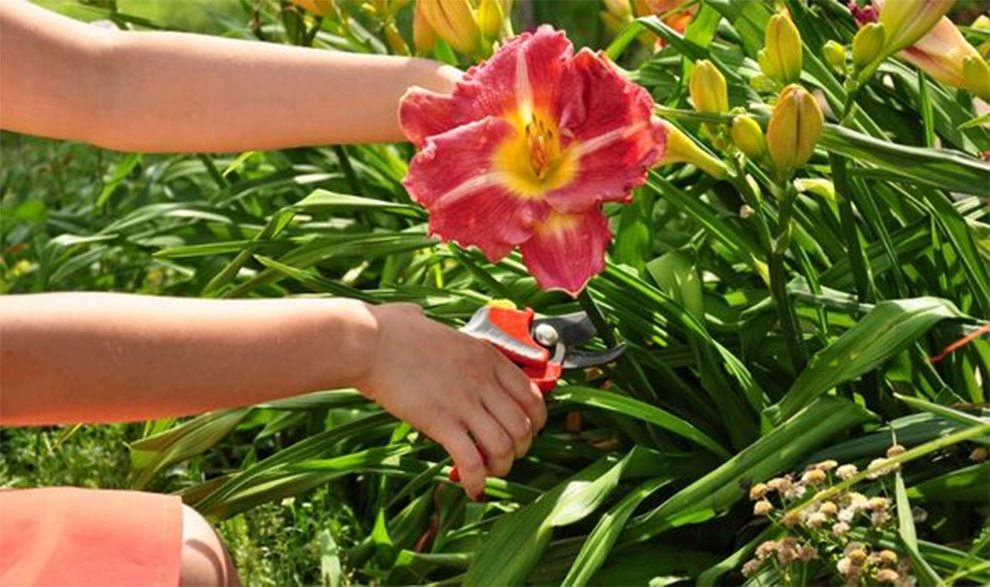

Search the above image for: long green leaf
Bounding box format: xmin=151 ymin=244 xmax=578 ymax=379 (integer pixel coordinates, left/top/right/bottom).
xmin=770 ymin=298 xmax=962 ymax=422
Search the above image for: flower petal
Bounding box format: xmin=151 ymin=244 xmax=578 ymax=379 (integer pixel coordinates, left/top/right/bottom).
xmin=453 ymin=25 xmax=573 ymax=121
xmin=544 ymin=50 xmax=666 ymax=213
xmin=404 ymin=117 xmax=549 ymax=261
xmin=399 ymin=88 xmax=457 ymax=148
xmin=520 ymin=209 xmax=612 ymax=295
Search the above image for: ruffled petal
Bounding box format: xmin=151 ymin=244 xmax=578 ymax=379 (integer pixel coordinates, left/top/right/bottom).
xmin=520 ymin=209 xmax=612 ymax=295
xmin=544 ymin=50 xmax=667 ymax=213
xmin=399 ymin=88 xmax=457 ymax=148
xmin=452 ymin=26 xmax=573 ymax=122
xmin=404 ymin=117 xmax=549 ymax=261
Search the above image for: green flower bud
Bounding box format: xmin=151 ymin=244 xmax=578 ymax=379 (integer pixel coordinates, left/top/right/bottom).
xmin=478 ymin=0 xmax=504 ymax=40
xmin=963 ymin=55 xmax=990 ymax=101
xmin=731 ymin=115 xmax=766 ymax=159
xmin=761 ymin=12 xmax=803 ymax=85
xmin=419 ymin=0 xmax=480 ymax=55
xmin=413 ymin=0 xmax=437 ymax=55
xmin=659 ymin=120 xmax=730 ymax=179
xmin=690 ymin=60 xmax=729 ymax=114
xmin=879 ymin=0 xmax=955 ymax=56
xmin=767 ymin=85 xmax=823 ymax=179
xmin=852 ymin=23 xmax=886 ymax=70
xmin=823 ymin=40 xmax=847 ymax=73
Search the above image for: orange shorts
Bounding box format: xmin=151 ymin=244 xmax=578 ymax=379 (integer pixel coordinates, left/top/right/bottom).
xmin=0 ymin=487 xmax=183 ymax=587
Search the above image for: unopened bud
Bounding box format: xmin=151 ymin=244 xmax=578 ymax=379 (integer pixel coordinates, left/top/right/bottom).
xmin=659 ymin=121 xmax=730 ymax=179
xmin=690 ymin=60 xmax=729 ymax=114
xmin=853 ymin=22 xmax=886 ymax=70
xmin=289 ymin=0 xmax=333 ymax=16
xmin=731 ymin=115 xmax=766 ymax=159
xmin=478 ymin=0 xmax=504 ymax=39
xmin=761 ymin=12 xmax=803 ymax=84
xmin=963 ymin=55 xmax=990 ymax=101
xmin=823 ymin=40 xmax=847 ymax=73
xmin=767 ymin=85 xmax=823 ymax=179
xmin=413 ymin=0 xmax=437 ymax=54
xmin=419 ymin=0 xmax=480 ymax=55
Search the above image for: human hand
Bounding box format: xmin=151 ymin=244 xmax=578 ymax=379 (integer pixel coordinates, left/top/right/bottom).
xmin=356 ymin=303 xmax=546 ymax=499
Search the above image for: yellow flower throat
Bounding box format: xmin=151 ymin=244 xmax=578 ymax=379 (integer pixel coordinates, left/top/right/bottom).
xmin=494 ymin=111 xmax=577 ymax=198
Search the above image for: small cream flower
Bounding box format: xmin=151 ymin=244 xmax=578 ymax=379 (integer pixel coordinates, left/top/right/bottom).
xmin=886 ymin=444 xmax=907 ymax=458
xmin=836 ymin=464 xmax=859 ymax=480
xmin=753 ymin=499 xmax=774 ymax=516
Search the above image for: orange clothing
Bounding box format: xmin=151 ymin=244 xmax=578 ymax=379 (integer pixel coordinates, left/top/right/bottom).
xmin=0 ymin=487 xmax=182 ymax=587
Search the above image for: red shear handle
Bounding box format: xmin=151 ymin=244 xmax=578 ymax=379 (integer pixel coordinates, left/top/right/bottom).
xmin=450 ymin=306 xmax=561 ymax=490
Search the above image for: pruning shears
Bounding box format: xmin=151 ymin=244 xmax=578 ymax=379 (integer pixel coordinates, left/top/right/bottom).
xmin=448 ymin=303 xmax=625 ymax=483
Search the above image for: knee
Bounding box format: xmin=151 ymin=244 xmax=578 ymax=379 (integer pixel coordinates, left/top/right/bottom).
xmin=179 ymin=504 xmax=240 ymax=587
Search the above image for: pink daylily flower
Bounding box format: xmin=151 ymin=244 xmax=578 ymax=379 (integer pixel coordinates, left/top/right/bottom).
xmin=400 ymin=26 xmax=666 ymax=295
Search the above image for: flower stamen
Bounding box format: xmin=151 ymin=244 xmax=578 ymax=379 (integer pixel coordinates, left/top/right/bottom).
xmin=526 ymin=117 xmax=557 ymax=179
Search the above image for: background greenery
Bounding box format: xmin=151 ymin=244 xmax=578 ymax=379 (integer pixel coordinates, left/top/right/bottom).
xmin=2 ymin=1 xmax=989 ymax=586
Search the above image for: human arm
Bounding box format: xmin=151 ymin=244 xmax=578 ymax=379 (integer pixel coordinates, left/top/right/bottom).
xmin=0 ymin=293 xmax=545 ymax=497
xmin=0 ymin=0 xmax=460 ymax=152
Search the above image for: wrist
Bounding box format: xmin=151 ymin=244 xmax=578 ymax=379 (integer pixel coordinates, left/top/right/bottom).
xmin=310 ymin=298 xmax=380 ymax=393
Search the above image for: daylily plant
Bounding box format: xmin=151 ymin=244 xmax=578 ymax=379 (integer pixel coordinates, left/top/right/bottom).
xmin=400 ymin=26 xmax=666 ymax=294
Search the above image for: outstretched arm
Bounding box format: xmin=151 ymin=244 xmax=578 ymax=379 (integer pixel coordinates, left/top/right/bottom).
xmin=0 ymin=293 xmax=545 ymax=498
xmin=0 ymin=0 xmax=460 ymax=152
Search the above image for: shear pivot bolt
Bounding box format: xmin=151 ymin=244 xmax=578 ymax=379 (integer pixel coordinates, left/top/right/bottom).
xmin=534 ymin=324 xmax=559 ymax=347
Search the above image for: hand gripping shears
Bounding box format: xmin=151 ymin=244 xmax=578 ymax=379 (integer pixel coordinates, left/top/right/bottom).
xmin=448 ymin=304 xmax=625 ymax=483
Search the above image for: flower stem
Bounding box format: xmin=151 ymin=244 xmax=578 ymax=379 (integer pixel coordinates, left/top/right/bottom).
xmin=770 ymin=182 xmax=807 ymax=374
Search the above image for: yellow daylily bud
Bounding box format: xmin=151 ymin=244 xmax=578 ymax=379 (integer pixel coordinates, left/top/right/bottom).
xmin=413 ymin=1 xmax=437 ymax=55
xmin=793 ymin=178 xmax=837 ymax=202
xmin=289 ymin=0 xmax=333 ymax=16
xmin=761 ymin=12 xmax=803 ymax=84
xmin=852 ymin=23 xmax=886 ymax=70
xmin=823 ymin=40 xmax=847 ymax=73
xmin=478 ymin=0 xmax=504 ymax=39
xmin=879 ymin=0 xmax=955 ymax=56
xmin=973 ymin=13 xmax=990 ymax=54
xmin=731 ymin=115 xmax=766 ymax=159
xmin=963 ymin=55 xmax=990 ymax=101
xmin=767 ymin=85 xmax=824 ymax=179
xmin=690 ymin=60 xmax=729 ymax=114
xmin=603 ymin=0 xmax=633 ymax=20
xmin=419 ymin=0 xmax=480 ymax=55
xmin=659 ymin=121 xmax=730 ymax=179
xmin=499 ymin=0 xmax=514 ymax=36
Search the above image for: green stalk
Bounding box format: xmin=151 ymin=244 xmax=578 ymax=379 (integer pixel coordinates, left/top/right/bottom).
xmin=770 ymin=183 xmax=807 ymax=374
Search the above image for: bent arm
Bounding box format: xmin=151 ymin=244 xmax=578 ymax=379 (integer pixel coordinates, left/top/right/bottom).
xmin=0 ymin=0 xmax=459 ymax=152
xmin=0 ymin=293 xmax=378 ymax=425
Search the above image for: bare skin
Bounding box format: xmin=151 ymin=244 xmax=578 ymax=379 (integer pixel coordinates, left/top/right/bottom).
xmin=0 ymin=0 xmax=461 ymax=151
xmin=0 ymin=2 xmax=545 ymax=583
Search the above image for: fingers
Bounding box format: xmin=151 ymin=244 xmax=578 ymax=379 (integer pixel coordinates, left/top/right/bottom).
xmin=493 ymin=356 xmax=547 ymax=431
xmin=435 ymin=424 xmax=486 ymax=499
xmin=467 ymin=407 xmax=515 ymax=477
xmin=482 ymin=391 xmax=533 ymax=459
